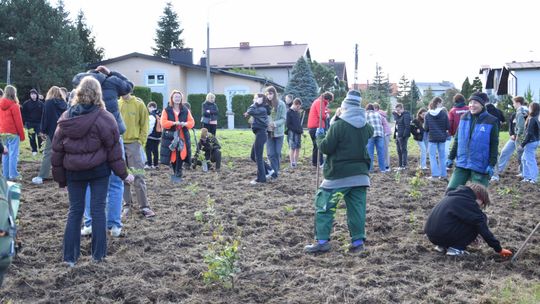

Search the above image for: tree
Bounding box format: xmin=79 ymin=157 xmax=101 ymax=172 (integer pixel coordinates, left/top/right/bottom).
xmin=284 ymin=57 xmax=318 ymax=109
xmin=471 ymin=76 xmax=483 ymax=93
xmin=410 ymin=80 xmax=421 ymax=112
xmin=76 ymin=10 xmax=104 ymax=65
xmin=368 ymin=64 xmax=392 ymax=111
xmin=441 ymin=88 xmax=460 ymax=110
xmin=461 ymin=77 xmax=472 ymax=99
xmin=0 ymin=0 xmax=84 ymax=95
xmin=153 ymin=2 xmax=184 ymax=58
xmin=397 ymin=74 xmax=412 ymax=112
xmin=421 ymin=86 xmax=435 ymax=107
xmin=310 ymin=60 xmax=346 ymax=102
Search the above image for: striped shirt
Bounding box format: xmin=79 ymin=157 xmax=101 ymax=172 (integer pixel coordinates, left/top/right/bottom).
xmin=366 ymin=110 xmax=384 ymax=137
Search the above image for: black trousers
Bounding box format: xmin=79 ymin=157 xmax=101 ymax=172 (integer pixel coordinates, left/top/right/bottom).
xmin=396 ymin=136 xmax=409 ymax=167
xmin=27 ymin=123 xmax=42 ymax=153
xmin=145 ymin=139 xmax=160 ymax=166
xmin=205 ymin=149 xmax=222 ymax=170
xmin=309 ymin=128 xmax=323 ymax=166
xmin=203 ymin=123 xmax=217 ymax=136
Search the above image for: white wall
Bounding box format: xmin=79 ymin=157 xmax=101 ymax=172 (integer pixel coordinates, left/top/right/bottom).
xmin=514 ymin=70 xmax=540 ymax=99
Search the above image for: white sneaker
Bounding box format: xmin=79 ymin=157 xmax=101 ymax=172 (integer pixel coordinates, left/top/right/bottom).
xmin=144 ymin=165 xmax=151 ymax=169
xmin=110 ymin=226 xmax=122 ymax=237
xmin=32 ymin=151 xmax=37 ymax=156
xmin=81 ymin=226 xmax=92 ymax=236
xmin=490 ymin=175 xmax=499 ymax=182
xmin=32 ymin=176 xmax=43 ymax=184
xmin=265 ymin=169 xmax=275 ymax=179
xmin=516 ymin=173 xmax=523 ymax=177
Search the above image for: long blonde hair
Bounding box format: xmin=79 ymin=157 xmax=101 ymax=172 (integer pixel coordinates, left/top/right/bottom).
xmin=3 ymin=85 xmax=20 ymax=104
xmin=71 ymin=77 xmax=105 ymax=108
xmin=46 ymin=86 xmax=64 ymax=100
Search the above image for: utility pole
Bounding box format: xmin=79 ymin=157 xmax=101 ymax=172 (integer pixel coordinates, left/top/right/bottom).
xmin=6 ymin=60 xmax=11 ymax=85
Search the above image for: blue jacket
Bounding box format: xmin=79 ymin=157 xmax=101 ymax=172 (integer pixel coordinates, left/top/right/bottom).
xmin=451 ymin=110 xmax=499 ymax=173
xmin=40 ymin=98 xmax=67 ymax=140
xmin=424 ymin=108 xmax=449 ymax=143
xmin=72 ymin=71 xmax=133 ymax=134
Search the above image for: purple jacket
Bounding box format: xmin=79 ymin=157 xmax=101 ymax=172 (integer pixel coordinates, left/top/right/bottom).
xmin=378 ymin=110 xmax=391 ymax=135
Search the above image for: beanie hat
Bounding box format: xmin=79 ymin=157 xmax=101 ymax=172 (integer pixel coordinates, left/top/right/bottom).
xmin=341 ymin=90 xmax=362 ymax=109
xmin=469 ymin=92 xmax=488 ymax=106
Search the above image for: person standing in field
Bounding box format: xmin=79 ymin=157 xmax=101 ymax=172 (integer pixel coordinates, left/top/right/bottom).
xmin=201 ymin=93 xmax=219 ymax=136
xmin=21 ymin=88 xmax=43 ymax=156
xmin=145 ymin=101 xmax=162 ymax=169
xmin=373 ymin=103 xmax=391 ymax=171
xmin=411 ymin=108 xmax=428 ymax=170
xmin=307 ymin=92 xmax=334 ymax=167
xmin=365 ymin=103 xmax=386 ymax=172
xmin=264 ymin=86 xmax=287 ymax=179
xmin=286 ymin=98 xmax=303 ymax=168
xmin=0 ymin=85 xmax=25 ymax=180
xmin=393 ymin=103 xmax=411 ymax=170
xmin=424 ymin=97 xmax=450 ymax=179
xmin=517 ymin=102 xmax=540 ymax=184
xmin=245 ymin=93 xmax=273 ymax=185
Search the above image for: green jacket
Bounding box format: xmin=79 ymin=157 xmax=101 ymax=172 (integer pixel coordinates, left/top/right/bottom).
xmin=269 ymin=100 xmax=287 ymax=137
xmin=119 ymin=95 xmax=149 ymax=146
xmin=317 ymin=109 xmax=373 ymax=180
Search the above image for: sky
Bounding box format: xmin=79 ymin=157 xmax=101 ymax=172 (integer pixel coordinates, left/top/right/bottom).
xmin=62 ymin=0 xmax=540 ymax=89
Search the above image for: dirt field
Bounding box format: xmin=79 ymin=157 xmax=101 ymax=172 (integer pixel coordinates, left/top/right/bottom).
xmin=2 ymin=157 xmax=539 ymax=303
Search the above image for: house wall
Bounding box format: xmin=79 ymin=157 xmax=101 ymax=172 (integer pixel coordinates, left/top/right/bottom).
xmin=249 ymin=67 xmax=291 ymax=88
xmin=513 ymin=69 xmax=540 ymax=98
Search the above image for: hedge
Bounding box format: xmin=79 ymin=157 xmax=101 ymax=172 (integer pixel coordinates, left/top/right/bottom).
xmin=151 ymin=92 xmax=164 ymax=110
xmin=232 ymin=94 xmax=253 ymax=128
xmin=133 ymin=86 xmax=152 ymax=104
xmin=187 ymin=94 xmax=227 ymax=129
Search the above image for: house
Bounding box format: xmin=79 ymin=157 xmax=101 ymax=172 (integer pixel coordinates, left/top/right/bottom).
xmin=321 ymin=59 xmax=348 ymax=88
xmin=479 ymin=61 xmax=540 ymax=98
xmin=206 ymin=41 xmax=311 ymax=88
xmin=89 ymin=50 xmax=282 ymax=128
xmin=415 ymin=81 xmax=455 ymax=97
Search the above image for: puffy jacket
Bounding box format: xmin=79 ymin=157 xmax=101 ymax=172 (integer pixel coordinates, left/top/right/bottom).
xmin=40 ymin=98 xmax=67 ymax=140
xmin=449 ymin=110 xmax=499 ymax=173
xmin=521 ymin=116 xmax=540 ymax=148
xmin=51 ymin=105 xmax=128 ymax=188
xmin=247 ymin=102 xmax=271 ymax=131
xmin=448 ymin=103 xmax=469 ymax=136
xmin=307 ymin=97 xmax=329 ymax=129
xmin=393 ymin=111 xmax=411 ymax=138
xmin=201 ymin=101 xmax=219 ymax=122
xmin=411 ymin=118 xmax=425 ymax=141
xmin=21 ymin=98 xmax=43 ymax=126
xmin=72 ymin=70 xmax=134 ymax=134
xmin=424 ymin=108 xmax=449 ymax=143
xmin=0 ymin=98 xmax=25 ymax=141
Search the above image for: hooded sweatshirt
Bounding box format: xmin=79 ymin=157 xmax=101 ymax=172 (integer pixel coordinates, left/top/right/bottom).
xmin=21 ymin=96 xmax=43 ymax=126
xmin=424 ymin=107 xmax=449 ymax=143
xmin=515 ymin=105 xmax=529 ymax=140
xmin=448 ymin=103 xmax=469 ymax=136
xmin=0 ymin=98 xmax=25 ymax=140
xmin=41 ymin=98 xmax=68 ymax=140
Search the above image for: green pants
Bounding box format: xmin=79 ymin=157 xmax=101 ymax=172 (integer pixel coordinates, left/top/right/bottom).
xmin=0 ymin=256 xmax=11 ymax=287
xmin=314 ymin=186 xmax=367 ymax=241
xmin=447 ymin=167 xmax=489 ymax=190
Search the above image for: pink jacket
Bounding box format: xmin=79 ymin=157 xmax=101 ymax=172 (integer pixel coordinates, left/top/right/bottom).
xmin=378 ymin=110 xmax=391 ymax=135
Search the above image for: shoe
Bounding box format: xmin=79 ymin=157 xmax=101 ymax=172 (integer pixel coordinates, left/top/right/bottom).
xmin=446 ymin=247 xmax=469 ymax=256
xmin=521 ymin=179 xmax=536 ymax=184
xmin=434 ymin=245 xmax=446 ymax=253
xmin=265 ymin=169 xmax=275 ymax=179
xmin=490 ymin=175 xmax=499 ymax=182
xmin=250 ymin=179 xmax=265 ymax=185
xmin=110 ymin=226 xmax=122 ymax=237
xmin=81 ymin=226 xmax=92 ymax=236
xmin=304 ymin=242 xmax=331 ymax=254
xmin=32 ymin=151 xmax=37 ymax=156
xmin=64 ymin=261 xmax=76 ymax=268
xmin=516 ymin=173 xmax=523 ymax=177
xmin=349 ymin=243 xmax=365 ymax=253
xmin=421 ymin=167 xmax=428 ymax=170
xmin=439 ymin=177 xmax=448 ymax=181
xmin=141 ymin=207 xmax=156 ymax=218
xmin=144 ymin=165 xmax=151 ymax=169
xmin=32 ymin=176 xmax=43 ymax=184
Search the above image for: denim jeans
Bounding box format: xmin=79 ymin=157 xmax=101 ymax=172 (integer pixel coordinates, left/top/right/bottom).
xmin=1 ymin=135 xmax=20 ymax=179
xmin=367 ymin=136 xmax=385 ymax=171
xmin=250 ymin=129 xmax=272 ymax=182
xmin=64 ymin=175 xmax=109 ymax=263
xmin=266 ymin=134 xmax=284 ymax=178
xmin=521 ymin=141 xmax=539 ymax=181
xmin=84 ymin=137 xmax=125 ymax=229
xmin=416 ymin=133 xmax=428 ymax=169
xmin=494 ymin=139 xmax=516 ymax=176
xmin=429 ymin=141 xmax=447 ymax=177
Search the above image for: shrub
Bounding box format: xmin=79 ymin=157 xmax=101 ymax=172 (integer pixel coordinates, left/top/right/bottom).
xmin=188 ymin=94 xmax=227 ymax=129
xmin=133 ymin=86 xmax=152 ymax=103
xmin=151 ymin=92 xmax=164 ymax=110
xmin=232 ymin=94 xmax=253 ymax=128
xmin=215 ymin=94 xmax=227 ymax=129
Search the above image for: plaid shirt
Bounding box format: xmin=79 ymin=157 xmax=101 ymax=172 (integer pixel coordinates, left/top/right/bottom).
xmin=366 ymin=110 xmax=384 ymax=137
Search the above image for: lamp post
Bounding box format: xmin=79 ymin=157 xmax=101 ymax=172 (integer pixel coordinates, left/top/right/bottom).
xmin=206 ymin=22 xmax=210 ymax=93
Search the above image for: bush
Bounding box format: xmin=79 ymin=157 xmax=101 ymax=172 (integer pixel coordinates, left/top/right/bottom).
xmin=133 ymin=86 xmax=152 ymax=103
xmin=215 ymin=95 xmax=227 ymax=129
xmin=232 ymin=95 xmax=252 ymax=128
xmin=187 ymin=94 xmax=227 ymax=129
xmin=151 ymin=92 xmax=164 ymax=110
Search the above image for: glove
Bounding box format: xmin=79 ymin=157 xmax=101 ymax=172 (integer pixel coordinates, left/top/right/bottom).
xmin=315 ymin=128 xmax=325 ymax=137
xmin=486 ymin=165 xmax=494 ymax=176
xmin=499 ymin=248 xmax=512 ymax=257
xmin=446 ymin=159 xmax=454 ymax=168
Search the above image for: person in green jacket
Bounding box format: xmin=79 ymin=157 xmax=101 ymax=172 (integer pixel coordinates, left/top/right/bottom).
xmin=304 ymin=90 xmax=374 ymax=254
xmin=265 ymin=86 xmax=287 ymax=179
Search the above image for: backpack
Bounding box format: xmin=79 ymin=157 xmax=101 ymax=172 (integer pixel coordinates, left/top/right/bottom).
xmin=0 ymin=177 xmax=20 ymax=287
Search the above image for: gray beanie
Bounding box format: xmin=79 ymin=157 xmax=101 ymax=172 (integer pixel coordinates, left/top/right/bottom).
xmin=341 ymin=90 xmax=362 ymax=109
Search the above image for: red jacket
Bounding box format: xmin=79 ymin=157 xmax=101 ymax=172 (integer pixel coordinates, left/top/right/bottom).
xmin=0 ymin=98 xmax=25 ymax=141
xmin=448 ymin=104 xmax=469 ymax=136
xmin=307 ymin=97 xmax=329 ymax=129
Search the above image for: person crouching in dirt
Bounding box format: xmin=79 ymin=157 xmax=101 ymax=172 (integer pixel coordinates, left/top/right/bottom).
xmin=424 ymin=183 xmax=512 ymax=257
xmin=160 ymin=90 xmax=194 ymax=183
xmin=304 ymin=90 xmax=373 ymax=254
xmin=194 ymin=127 xmax=221 ymax=171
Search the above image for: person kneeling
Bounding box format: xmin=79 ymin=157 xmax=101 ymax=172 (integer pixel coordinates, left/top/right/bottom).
xmin=194 ymin=128 xmax=221 ymax=171
xmin=424 ymin=183 xmax=512 ymax=257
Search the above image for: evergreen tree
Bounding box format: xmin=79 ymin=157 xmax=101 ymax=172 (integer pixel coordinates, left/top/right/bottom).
xmin=153 ymin=2 xmax=184 ymax=58
xmin=368 ymin=64 xmax=392 ymax=111
xmin=471 ymin=76 xmax=483 ymax=93
xmin=310 ymin=60 xmax=346 ymax=102
xmin=421 ymin=86 xmax=435 ymax=107
xmin=76 ymin=10 xmax=104 ymax=66
xmin=397 ymin=74 xmax=412 ymax=112
xmin=441 ymin=88 xmax=460 ymax=110
xmin=461 ymin=77 xmax=472 ymax=98
xmin=524 ymin=85 xmax=534 ymax=103
xmin=284 ymin=57 xmax=318 ymax=109
xmin=410 ymin=80 xmax=421 ymax=112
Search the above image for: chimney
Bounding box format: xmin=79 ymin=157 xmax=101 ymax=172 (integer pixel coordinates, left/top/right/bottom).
xmin=169 ymin=48 xmax=193 ymax=64
xmin=240 ymin=42 xmax=250 ymax=49
xmin=284 ymin=41 xmax=292 ymax=46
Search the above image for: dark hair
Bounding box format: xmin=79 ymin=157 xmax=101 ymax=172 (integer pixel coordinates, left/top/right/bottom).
xmin=264 ymin=86 xmax=279 ymax=108
xmin=322 ymin=92 xmax=334 ymax=102
xmin=395 ymin=103 xmax=403 ymax=109
xmin=416 ymin=108 xmax=427 ymax=121
xmin=292 ymin=98 xmax=302 ymax=106
xmin=513 ymin=96 xmax=525 ymax=105
xmin=453 ymin=94 xmax=465 ymax=104
xmin=467 ymin=183 xmax=491 ymax=208
xmin=366 ymin=103 xmax=375 ymax=111
xmin=525 ymin=102 xmax=540 ymax=129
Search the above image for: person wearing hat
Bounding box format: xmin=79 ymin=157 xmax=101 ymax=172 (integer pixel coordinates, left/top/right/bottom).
xmin=446 ymin=92 xmax=499 ymax=190
xmin=304 ymin=90 xmax=373 ymax=254
xmin=21 ymin=88 xmax=43 ymax=156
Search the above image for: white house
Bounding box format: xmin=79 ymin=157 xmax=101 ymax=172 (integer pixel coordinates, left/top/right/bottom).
xmin=415 ymin=81 xmax=456 ymax=97
xmin=479 ymin=61 xmax=540 ymax=99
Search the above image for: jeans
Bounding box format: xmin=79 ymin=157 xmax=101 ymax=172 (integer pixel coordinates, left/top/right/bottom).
xmin=416 ymin=135 xmax=428 ymax=169
xmin=521 ymin=141 xmax=539 ymax=181
xmin=84 ymin=137 xmax=125 ymax=229
xmin=38 ymin=136 xmax=52 ymax=178
xmin=64 ymin=175 xmax=109 ymax=263
xmin=250 ymin=128 xmax=272 ymax=182
xmin=309 ymin=128 xmax=324 ymax=166
xmin=396 ymin=136 xmax=409 ymax=167
xmin=1 ymin=135 xmax=20 ymax=179
xmin=145 ymin=139 xmax=160 ymax=167
xmin=367 ymin=136 xmax=385 ymax=171
xmin=266 ymin=134 xmax=284 ymax=177
xmin=494 ymin=139 xmax=516 ymax=176
xmin=429 ymin=142 xmax=447 ymax=177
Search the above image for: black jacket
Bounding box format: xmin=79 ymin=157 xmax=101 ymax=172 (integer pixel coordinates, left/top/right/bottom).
xmin=486 ymin=104 xmax=505 ymax=128
xmin=424 ymin=186 xmax=502 ymax=253
xmin=40 ymin=98 xmax=68 ymax=140
xmin=411 ymin=118 xmax=425 ymax=141
xmin=393 ymin=111 xmax=411 ymax=138
xmin=424 ymin=109 xmax=449 ymax=143
xmin=148 ymin=110 xmax=162 ymax=139
xmin=286 ymin=109 xmax=303 ymax=135
xmin=201 ymin=101 xmax=219 ymax=122
xmin=21 ymin=99 xmax=43 ymax=126
xmin=508 ymin=112 xmax=516 ymax=137
xmin=247 ymin=103 xmax=271 ymax=131
xmin=521 ymin=116 xmax=540 ymax=148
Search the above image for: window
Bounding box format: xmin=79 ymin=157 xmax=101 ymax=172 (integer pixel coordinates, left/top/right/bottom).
xmin=146 ymin=73 xmax=165 ymax=86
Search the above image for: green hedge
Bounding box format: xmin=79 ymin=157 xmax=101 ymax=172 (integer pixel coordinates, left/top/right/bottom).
xmin=187 ymin=94 xmax=227 ymax=129
xmin=133 ymin=86 xmax=151 ymax=104
xmin=232 ymin=94 xmax=253 ymax=128
xmin=151 ymin=92 xmax=164 ymax=110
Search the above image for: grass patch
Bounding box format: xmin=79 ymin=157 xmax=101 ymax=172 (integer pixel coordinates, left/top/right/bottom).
xmin=487 ymin=279 xmax=540 ymax=304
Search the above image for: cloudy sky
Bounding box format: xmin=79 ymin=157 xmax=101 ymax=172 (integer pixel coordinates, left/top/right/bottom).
xmin=63 ymin=0 xmax=539 ymax=88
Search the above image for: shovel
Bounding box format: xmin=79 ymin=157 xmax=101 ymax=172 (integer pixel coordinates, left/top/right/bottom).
xmin=511 ymin=221 xmax=539 ymax=263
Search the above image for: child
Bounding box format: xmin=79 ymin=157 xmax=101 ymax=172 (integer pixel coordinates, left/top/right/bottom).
xmin=195 ymin=128 xmax=221 ymax=171
xmin=145 ymin=101 xmax=162 ymax=169
xmin=424 ymin=183 xmax=512 ymax=257
xmin=244 ymin=93 xmax=272 ymax=185
xmin=286 ymin=98 xmax=303 ymax=168
xmin=411 ymin=108 xmax=428 ymax=170
xmin=517 ymin=102 xmax=540 ymax=183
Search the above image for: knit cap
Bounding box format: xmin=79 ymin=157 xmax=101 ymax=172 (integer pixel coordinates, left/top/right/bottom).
xmin=341 ymin=90 xmax=362 ymax=109
xmin=469 ymin=92 xmax=489 ymax=106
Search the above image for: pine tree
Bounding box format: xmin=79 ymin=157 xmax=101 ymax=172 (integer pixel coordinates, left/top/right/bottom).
xmin=471 ymin=76 xmax=483 ymax=93
xmin=153 ymin=2 xmax=184 ymax=58
xmin=310 ymin=60 xmax=346 ymax=101
xmin=397 ymin=75 xmax=412 ymax=112
xmin=410 ymin=80 xmax=421 ymax=113
xmin=421 ymin=86 xmax=435 ymax=107
xmin=284 ymin=57 xmax=318 ymax=109
xmin=461 ymin=77 xmax=472 ymax=98
xmin=368 ymin=64 xmax=392 ymax=111
xmin=76 ymin=10 xmax=104 ymax=65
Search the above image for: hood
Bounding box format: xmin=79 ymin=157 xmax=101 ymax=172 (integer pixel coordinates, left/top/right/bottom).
xmin=58 ymin=105 xmax=100 ymax=139
xmin=72 ymin=71 xmax=106 ymax=88
xmin=0 ymin=98 xmax=16 ymax=111
xmin=518 ymin=105 xmax=529 ymax=114
xmin=52 ymin=98 xmax=68 ymax=112
xmin=446 ymin=185 xmax=476 ymax=201
xmin=339 ymin=107 xmax=366 ymax=128
xmin=453 ymin=102 xmax=466 ymax=108
xmin=428 ymin=107 xmax=444 ymax=117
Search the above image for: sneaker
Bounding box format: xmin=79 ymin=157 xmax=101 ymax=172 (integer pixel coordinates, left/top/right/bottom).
xmin=81 ymin=226 xmax=92 ymax=236
xmin=265 ymin=169 xmax=275 ymax=179
xmin=304 ymin=242 xmax=331 ymax=254
xmin=110 ymin=226 xmax=122 ymax=237
xmin=490 ymin=175 xmax=499 ymax=182
xmin=349 ymin=243 xmax=365 ymax=253
xmin=64 ymin=261 xmax=76 ymax=268
xmin=250 ymin=179 xmax=265 ymax=186
xmin=516 ymin=173 xmax=523 ymax=177
xmin=446 ymin=247 xmax=469 ymax=256
xmin=31 ymin=176 xmax=43 ymax=184
xmin=433 ymin=245 xmax=446 ymax=253
xmin=521 ymin=178 xmax=536 ymax=184
xmin=144 ymin=165 xmax=151 ymax=169
xmin=32 ymin=151 xmax=37 ymax=156
xmin=421 ymin=167 xmax=429 ymax=170
xmin=140 ymin=207 xmax=155 ymax=218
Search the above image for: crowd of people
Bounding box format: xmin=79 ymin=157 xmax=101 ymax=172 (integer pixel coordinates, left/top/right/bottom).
xmin=1 ymin=67 xmax=537 ymax=270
